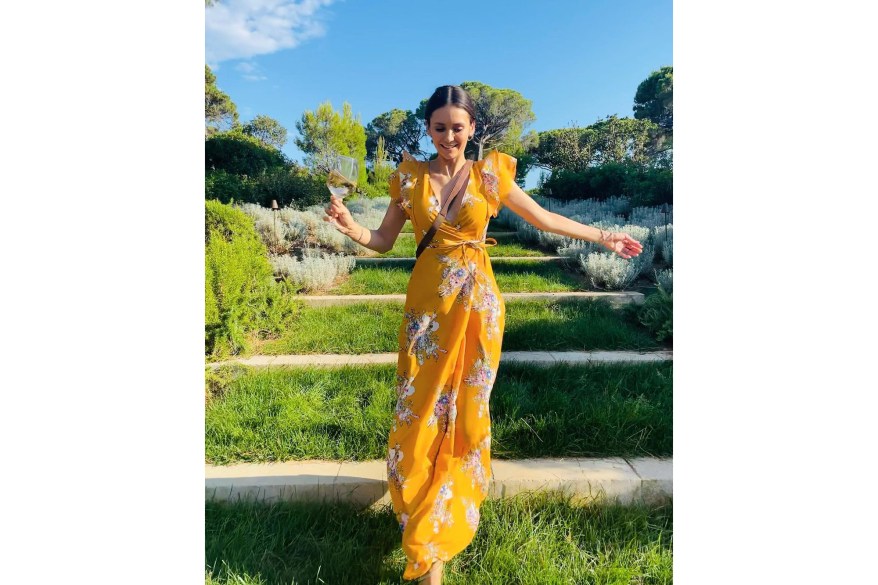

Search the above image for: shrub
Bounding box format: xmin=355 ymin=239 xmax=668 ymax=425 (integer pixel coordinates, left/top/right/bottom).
xmin=270 ymin=250 xmax=356 ymax=293
xmin=205 ymin=200 xmax=298 ymax=357
xmin=662 ymin=225 xmax=673 ymax=265
xmin=638 ymin=285 xmax=673 ymax=342
xmin=205 ymin=130 xmax=288 ymax=176
xmin=541 ymin=162 xmax=672 ymax=206
xmin=628 ymin=166 xmax=673 ymax=208
xmin=253 ymin=166 xmax=327 ymax=209
xmin=579 ymin=243 xmax=656 ymax=290
xmin=206 ymin=167 xmax=327 ymax=209
xmin=205 ymin=170 xmax=256 ymax=204
xmin=358 ymin=180 xmax=390 ymax=199
xmin=630 ymin=205 xmax=673 ymax=229
xmin=654 ymin=268 xmax=673 ymax=293
xmin=238 ymin=198 xmax=388 ymax=257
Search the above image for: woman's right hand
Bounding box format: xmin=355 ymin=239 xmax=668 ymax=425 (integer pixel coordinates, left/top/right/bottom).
xmin=323 ymin=195 xmax=357 ymax=235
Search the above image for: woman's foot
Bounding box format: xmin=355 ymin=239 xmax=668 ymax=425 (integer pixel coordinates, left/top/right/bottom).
xmin=416 ymin=559 xmax=444 ymax=584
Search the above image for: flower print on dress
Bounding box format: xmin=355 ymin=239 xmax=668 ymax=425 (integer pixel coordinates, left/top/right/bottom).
xmin=464 ymin=345 xmax=496 ymax=419
xmin=471 ymin=280 xmax=501 ymax=340
xmin=393 ymin=372 xmax=420 ymax=432
xmin=394 ymin=169 xmax=416 ymax=216
xmin=460 ymin=444 xmax=490 ymax=495
xmin=403 ymin=309 xmax=448 ymax=365
xmin=427 ymin=384 xmax=457 ymax=434
xmin=387 ymin=442 xmax=407 ymax=492
xmin=437 ymin=254 xmax=478 ymax=307
xmin=461 ymin=497 xmax=481 ymax=532
xmin=398 ymin=512 xmax=409 ymax=533
xmin=480 ymin=156 xmax=500 ymax=208
xmin=414 ymin=542 xmax=444 ymax=571
xmin=429 ymin=479 xmax=455 ymax=534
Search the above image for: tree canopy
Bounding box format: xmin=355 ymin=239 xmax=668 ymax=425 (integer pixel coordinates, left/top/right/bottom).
xmin=205 ymin=65 xmax=238 ymax=137
xmin=529 ymin=116 xmax=658 ymax=173
xmin=634 ymin=66 xmax=673 ymax=137
xmin=295 ymin=101 xmax=368 ymax=185
xmin=365 ymin=109 xmax=425 ymax=164
xmin=460 ymin=81 xmax=536 ymax=160
xmin=243 ymin=115 xmax=288 ymax=150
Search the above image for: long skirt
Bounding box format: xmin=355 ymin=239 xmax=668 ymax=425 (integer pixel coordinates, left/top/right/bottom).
xmin=386 ymin=241 xmax=504 ymax=581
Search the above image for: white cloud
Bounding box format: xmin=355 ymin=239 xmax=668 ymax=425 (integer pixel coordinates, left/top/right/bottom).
xmin=206 ymin=0 xmax=335 ymax=64
xmin=235 ymin=62 xmax=258 ymax=73
xmin=235 ymin=61 xmax=268 ymax=81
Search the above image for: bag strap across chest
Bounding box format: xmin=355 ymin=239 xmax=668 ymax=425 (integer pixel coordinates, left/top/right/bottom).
xmin=416 ymin=160 xmax=473 ymax=259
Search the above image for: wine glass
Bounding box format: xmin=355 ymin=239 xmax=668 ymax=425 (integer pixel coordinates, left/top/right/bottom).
xmin=326 ymin=154 xmax=358 ymax=200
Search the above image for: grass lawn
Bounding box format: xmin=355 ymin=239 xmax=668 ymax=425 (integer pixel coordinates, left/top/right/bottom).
xmin=254 ymin=299 xmax=658 ymax=355
xmin=382 ymin=233 xmax=551 ymax=258
xmin=329 ymin=259 xmax=589 ymax=295
xmin=205 ymin=492 xmax=672 ymax=584
xmin=205 ymin=361 xmax=672 ymax=464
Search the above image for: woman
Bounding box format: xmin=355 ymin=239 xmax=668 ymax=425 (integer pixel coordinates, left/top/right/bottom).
xmin=324 ymin=85 xmax=643 ymax=583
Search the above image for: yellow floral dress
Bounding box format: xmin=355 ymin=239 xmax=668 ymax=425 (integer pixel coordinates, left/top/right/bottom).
xmin=385 ymin=150 xmax=517 ymax=581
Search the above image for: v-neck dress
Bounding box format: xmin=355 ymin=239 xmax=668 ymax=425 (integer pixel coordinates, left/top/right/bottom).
xmin=385 ymin=149 xmax=517 ymax=580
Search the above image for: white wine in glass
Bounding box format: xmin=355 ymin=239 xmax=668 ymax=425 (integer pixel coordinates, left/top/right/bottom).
xmin=326 ymin=154 xmax=358 ymax=199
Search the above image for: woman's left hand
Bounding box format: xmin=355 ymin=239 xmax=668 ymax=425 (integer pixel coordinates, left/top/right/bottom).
xmin=601 ymin=232 xmax=644 ymax=259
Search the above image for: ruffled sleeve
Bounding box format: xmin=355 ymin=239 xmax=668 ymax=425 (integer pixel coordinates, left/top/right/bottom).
xmin=481 ymin=150 xmax=518 ymax=218
xmin=388 ymin=160 xmax=417 ymax=221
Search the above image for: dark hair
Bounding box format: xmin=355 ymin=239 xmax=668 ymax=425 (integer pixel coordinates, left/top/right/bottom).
xmin=424 ymin=85 xmax=476 ymax=126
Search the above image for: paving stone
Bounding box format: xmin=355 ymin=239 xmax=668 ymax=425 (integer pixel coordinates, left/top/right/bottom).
xmin=205 ymin=460 xmax=341 ymax=504
xmin=489 ymin=457 xmax=642 ymax=505
xmin=295 ymin=291 xmax=644 ymax=307
xmin=205 ymin=457 xmax=672 ymax=508
xmin=208 ymin=350 xmax=672 ymax=369
xmin=546 ymin=350 xmax=673 ymax=363
xmin=627 ymin=457 xmax=673 ymax=504
xmin=500 ymin=351 xmax=557 ymax=363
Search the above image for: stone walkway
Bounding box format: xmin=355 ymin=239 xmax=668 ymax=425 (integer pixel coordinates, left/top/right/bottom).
xmin=206 ymin=457 xmax=672 ymax=508
xmin=208 ymin=349 xmax=673 ymax=368
xmin=295 ymin=290 xmax=644 ymax=307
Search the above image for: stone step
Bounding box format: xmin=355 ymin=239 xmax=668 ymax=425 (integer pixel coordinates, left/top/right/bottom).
xmin=208 ymin=350 xmax=672 ymax=368
xmin=354 ymin=256 xmax=564 ymax=264
xmin=295 ymin=291 xmax=644 ymax=307
xmin=205 ymin=457 xmax=672 ymax=508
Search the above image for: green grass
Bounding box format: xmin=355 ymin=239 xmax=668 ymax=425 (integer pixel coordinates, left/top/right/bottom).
xmin=383 ymin=233 xmax=550 ymax=258
xmin=205 ymin=492 xmax=673 ymax=584
xmin=256 ymin=299 xmax=659 ymax=355
xmin=330 ymin=259 xmax=589 ymax=295
xmin=205 ymin=361 xmax=671 ymax=464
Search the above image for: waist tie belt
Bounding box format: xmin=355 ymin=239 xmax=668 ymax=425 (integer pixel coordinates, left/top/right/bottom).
xmin=427 ymin=237 xmax=498 ymax=253
xmin=426 ymin=236 xmax=498 ymax=288
xmin=406 ymin=237 xmax=498 ymax=355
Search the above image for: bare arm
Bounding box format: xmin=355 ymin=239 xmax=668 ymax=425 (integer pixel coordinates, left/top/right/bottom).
xmin=501 ymin=182 xmax=644 ymax=258
xmin=324 ymin=195 xmax=407 ymax=254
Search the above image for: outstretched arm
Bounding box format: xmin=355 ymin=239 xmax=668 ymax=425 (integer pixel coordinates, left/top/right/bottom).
xmin=501 ymin=182 xmax=645 ymax=259
xmin=323 ymin=194 xmax=407 ymax=254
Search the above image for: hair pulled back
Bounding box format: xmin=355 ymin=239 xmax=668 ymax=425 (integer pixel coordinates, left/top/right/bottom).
xmin=424 ymin=85 xmax=476 ymax=126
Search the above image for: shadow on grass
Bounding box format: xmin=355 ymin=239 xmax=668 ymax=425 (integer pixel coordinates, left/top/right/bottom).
xmin=206 ymin=493 xmax=673 ymax=585
xmin=206 ymin=498 xmax=403 ymax=585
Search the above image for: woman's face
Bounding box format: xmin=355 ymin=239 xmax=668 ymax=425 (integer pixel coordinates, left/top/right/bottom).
xmin=427 ymin=105 xmax=475 ymax=162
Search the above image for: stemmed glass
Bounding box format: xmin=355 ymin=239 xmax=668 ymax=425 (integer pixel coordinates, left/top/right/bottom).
xmin=326 ymin=154 xmax=358 ymax=199
xmin=326 ymin=154 xmax=358 ymax=231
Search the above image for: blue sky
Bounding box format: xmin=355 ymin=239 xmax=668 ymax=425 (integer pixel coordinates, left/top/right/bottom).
xmin=207 ymin=0 xmax=672 ymax=188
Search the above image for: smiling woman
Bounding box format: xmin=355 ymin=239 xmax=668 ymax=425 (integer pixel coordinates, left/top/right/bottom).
xmin=323 ymin=84 xmax=644 ymax=584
